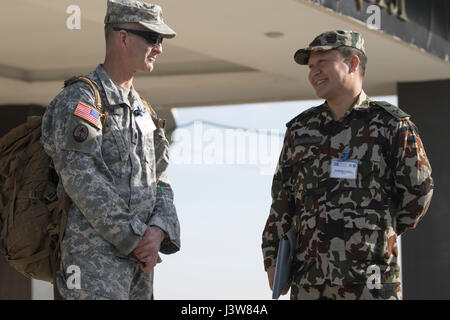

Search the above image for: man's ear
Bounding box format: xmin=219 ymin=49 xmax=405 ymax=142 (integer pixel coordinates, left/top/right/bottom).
xmin=119 ymin=30 xmax=128 ymax=48
xmin=348 ymin=55 xmax=360 ymax=74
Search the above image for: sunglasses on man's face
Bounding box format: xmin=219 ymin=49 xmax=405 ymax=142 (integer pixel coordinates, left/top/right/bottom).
xmin=113 ymin=27 xmax=163 ymax=46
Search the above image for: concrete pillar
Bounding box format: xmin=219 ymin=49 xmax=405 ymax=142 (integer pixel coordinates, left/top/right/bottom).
xmin=398 ymin=79 xmax=450 ymax=299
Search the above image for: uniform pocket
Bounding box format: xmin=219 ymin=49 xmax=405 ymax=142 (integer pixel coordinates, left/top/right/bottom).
xmin=101 ymin=112 xmax=131 ymax=180
xmin=342 ymin=158 xmax=382 ymax=189
xmin=343 ymin=209 xmax=388 ymax=262
xmin=292 ymin=140 xmax=321 ymax=161
xmin=99 ymin=107 xmax=132 ymax=207
xmin=108 ymin=117 xmax=130 ymax=162
xmin=292 ymin=155 xmax=320 ymax=196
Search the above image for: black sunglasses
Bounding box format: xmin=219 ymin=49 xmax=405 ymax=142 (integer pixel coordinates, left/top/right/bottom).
xmin=113 ymin=27 xmax=163 ymax=46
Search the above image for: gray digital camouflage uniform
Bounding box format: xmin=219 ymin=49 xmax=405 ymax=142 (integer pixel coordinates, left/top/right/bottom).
xmin=262 ymin=91 xmax=433 ymax=300
xmin=41 ymin=64 xmax=180 ymax=299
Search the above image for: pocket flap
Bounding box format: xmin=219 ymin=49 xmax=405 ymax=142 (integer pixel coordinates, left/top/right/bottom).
xmin=109 ymin=120 xmax=130 ymax=162
xmin=344 ymin=209 xmax=385 ymax=230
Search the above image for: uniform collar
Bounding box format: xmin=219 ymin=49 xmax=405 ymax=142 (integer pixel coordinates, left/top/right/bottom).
xmin=93 ymin=64 xmax=132 ymax=108
xmin=322 ymin=90 xmax=371 ymax=123
xmin=352 ymin=90 xmax=371 ymax=111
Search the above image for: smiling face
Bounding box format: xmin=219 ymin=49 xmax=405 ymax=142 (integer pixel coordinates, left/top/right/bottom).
xmin=307 ymin=49 xmax=356 ymax=101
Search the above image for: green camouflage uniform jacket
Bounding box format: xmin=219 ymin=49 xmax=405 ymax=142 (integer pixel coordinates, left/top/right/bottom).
xmin=42 ymin=64 xmax=180 ymax=299
xmin=262 ymin=91 xmax=433 ymax=287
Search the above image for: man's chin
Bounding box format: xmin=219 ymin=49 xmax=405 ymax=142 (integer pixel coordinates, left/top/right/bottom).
xmin=137 ymin=63 xmax=154 ymax=73
xmin=314 ymin=88 xmax=327 ymax=99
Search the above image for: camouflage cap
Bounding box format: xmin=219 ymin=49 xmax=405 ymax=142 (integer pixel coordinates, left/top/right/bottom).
xmin=294 ymin=30 xmax=365 ymax=65
xmin=105 ymin=0 xmax=176 ymax=38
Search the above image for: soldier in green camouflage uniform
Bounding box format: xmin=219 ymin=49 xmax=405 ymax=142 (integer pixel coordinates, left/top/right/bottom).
xmin=42 ymin=0 xmax=180 ymax=299
xmin=262 ymin=30 xmax=433 ymax=300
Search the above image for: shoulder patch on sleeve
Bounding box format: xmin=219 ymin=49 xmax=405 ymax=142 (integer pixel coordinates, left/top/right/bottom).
xmin=63 ymin=116 xmax=101 ymax=154
xmin=74 ymin=101 xmax=102 ymax=127
xmin=370 ymin=101 xmax=410 ymax=120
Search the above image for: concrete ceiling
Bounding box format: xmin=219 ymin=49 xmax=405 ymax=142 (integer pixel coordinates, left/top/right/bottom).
xmin=1 ymin=0 xmax=449 ymax=109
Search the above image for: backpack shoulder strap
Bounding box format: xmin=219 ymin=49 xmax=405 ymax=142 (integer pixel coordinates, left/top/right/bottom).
xmin=63 ymin=76 xmax=108 ymax=126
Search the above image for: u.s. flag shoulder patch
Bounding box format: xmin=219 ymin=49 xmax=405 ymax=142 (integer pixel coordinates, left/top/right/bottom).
xmin=73 ymin=102 xmax=102 ymax=127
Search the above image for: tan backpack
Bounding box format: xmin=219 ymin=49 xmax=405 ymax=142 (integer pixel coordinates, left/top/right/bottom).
xmin=0 ymin=76 xmax=103 ymax=284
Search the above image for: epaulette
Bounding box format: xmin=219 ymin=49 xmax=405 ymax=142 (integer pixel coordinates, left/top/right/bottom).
xmin=286 ymin=105 xmax=323 ymax=128
xmin=370 ymin=101 xmax=410 ymax=120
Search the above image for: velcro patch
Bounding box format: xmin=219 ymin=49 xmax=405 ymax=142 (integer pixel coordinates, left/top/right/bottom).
xmin=293 ymin=136 xmax=322 ymax=146
xmin=74 ymin=102 xmax=101 ymax=127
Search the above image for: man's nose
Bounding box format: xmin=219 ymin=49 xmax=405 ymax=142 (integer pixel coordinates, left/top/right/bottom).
xmin=153 ymin=43 xmax=163 ymax=54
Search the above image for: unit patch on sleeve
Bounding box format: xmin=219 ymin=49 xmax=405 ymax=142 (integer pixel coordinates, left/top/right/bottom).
xmin=74 ymin=102 xmax=102 ymax=127
xmin=73 ymin=124 xmax=89 ymax=143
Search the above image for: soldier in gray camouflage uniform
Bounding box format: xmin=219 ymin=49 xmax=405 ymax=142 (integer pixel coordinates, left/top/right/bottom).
xmin=41 ymin=0 xmax=180 ymax=299
xmin=262 ymin=30 xmax=434 ymax=300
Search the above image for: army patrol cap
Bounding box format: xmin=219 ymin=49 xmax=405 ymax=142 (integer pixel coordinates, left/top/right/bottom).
xmin=294 ymin=30 xmax=365 ymax=65
xmin=105 ymin=0 xmax=176 ymax=38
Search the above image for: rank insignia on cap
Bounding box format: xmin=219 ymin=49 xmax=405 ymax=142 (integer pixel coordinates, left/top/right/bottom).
xmin=74 ymin=102 xmax=102 ymax=127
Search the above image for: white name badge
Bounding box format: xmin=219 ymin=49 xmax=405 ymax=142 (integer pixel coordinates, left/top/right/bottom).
xmin=135 ymin=111 xmax=156 ymax=135
xmin=330 ymin=158 xmax=358 ymax=180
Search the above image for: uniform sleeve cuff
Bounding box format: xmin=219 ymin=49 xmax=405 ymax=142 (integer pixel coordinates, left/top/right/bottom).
xmin=130 ymin=216 xmax=147 ymax=236
xmin=148 ymin=216 xmax=180 ymax=254
xmin=114 ymin=217 xmax=147 ymax=256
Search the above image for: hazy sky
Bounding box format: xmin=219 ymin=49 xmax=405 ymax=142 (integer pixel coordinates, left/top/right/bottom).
xmin=154 ymin=95 xmax=399 ymax=300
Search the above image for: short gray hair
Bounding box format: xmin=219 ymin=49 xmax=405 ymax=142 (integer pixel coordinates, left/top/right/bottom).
xmin=104 ymin=22 xmax=138 ymax=42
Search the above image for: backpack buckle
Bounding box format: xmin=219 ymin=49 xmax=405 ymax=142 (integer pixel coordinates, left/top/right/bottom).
xmin=44 ymin=191 xmax=58 ymax=203
xmin=29 ymin=188 xmax=57 ymax=203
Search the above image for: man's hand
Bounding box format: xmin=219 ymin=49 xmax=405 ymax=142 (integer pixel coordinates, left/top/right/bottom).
xmin=133 ymin=226 xmax=165 ymax=273
xmin=267 ymin=266 xmax=276 ymax=290
xmin=266 ymin=266 xmax=290 ymax=295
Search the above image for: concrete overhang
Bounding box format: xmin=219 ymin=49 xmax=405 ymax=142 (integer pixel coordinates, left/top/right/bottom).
xmin=1 ymin=0 xmax=449 ymax=109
